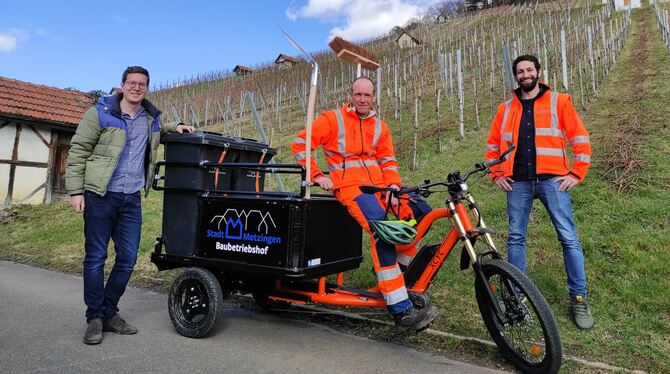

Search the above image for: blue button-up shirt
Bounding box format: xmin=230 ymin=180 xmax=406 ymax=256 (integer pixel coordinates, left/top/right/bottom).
xmin=107 ymin=107 xmax=149 ymax=194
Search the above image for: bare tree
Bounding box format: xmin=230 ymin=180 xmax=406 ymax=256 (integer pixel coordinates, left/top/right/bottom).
xmin=426 ymin=1 xmax=466 ymax=20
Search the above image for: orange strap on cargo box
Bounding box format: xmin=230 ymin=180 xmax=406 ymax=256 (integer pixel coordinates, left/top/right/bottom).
xmin=255 ymin=150 xmax=266 ymax=192
xmin=214 ymin=145 xmax=229 ymax=189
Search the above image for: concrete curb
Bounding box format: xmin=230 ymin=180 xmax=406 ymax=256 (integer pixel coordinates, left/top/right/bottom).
xmin=291 ymin=303 xmax=648 ymax=374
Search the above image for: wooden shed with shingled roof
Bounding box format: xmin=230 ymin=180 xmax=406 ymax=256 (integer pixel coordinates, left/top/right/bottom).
xmin=275 ymin=54 xmax=299 ymax=67
xmin=233 ymin=65 xmax=253 ymax=76
xmin=395 ymin=28 xmax=423 ymax=49
xmin=0 ymin=76 xmax=93 ymax=206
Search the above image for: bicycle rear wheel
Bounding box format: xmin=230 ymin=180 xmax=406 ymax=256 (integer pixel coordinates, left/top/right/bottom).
xmin=475 ymin=259 xmax=562 ymax=374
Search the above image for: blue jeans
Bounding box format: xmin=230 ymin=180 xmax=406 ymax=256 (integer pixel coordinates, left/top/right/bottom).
xmin=506 ymin=179 xmax=587 ymax=298
xmin=83 ymin=191 xmax=142 ymax=321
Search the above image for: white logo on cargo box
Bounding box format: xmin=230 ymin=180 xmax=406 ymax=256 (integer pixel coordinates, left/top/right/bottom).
xmin=210 ymin=209 xmax=276 ymax=234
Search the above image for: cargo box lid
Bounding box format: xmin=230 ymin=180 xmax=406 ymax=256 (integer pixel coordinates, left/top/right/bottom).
xmin=161 ymin=131 xmax=274 ymax=152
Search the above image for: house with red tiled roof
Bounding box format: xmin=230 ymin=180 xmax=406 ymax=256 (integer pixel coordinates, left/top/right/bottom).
xmin=0 ymin=76 xmax=93 ymax=206
xmin=274 ymin=54 xmax=299 ymax=67
xmin=233 ymin=65 xmax=253 ymax=76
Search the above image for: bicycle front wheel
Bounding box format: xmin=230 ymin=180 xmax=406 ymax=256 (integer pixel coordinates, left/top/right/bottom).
xmin=475 ymin=259 xmax=562 ymax=374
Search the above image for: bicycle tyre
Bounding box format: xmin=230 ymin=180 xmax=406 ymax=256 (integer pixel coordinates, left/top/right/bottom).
xmin=475 ymin=259 xmax=562 ymax=374
xmin=168 ymin=267 xmax=224 ymax=338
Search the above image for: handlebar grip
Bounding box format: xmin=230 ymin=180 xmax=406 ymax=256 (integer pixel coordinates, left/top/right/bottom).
xmin=484 ymin=158 xmax=501 ymax=168
xmin=359 ymin=185 xmax=383 ymax=194
xmin=485 ymin=143 xmax=516 ymax=168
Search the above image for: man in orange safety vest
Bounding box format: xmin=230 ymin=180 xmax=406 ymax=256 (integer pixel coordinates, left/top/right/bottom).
xmin=292 ymin=77 xmax=438 ymax=333
xmin=485 ymin=55 xmax=594 ymax=329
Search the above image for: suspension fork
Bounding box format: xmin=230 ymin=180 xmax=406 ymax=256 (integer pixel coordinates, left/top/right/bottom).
xmin=453 ymin=195 xmax=510 ymax=325
xmin=464 ymin=193 xmax=499 ymax=253
xmin=448 ymin=200 xmax=477 ymax=264
xmin=450 ymin=193 xmax=504 ymax=265
xmin=472 ymin=260 xmax=512 ymax=325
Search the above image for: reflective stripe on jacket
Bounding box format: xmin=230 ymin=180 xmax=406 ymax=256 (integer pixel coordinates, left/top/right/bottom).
xmin=484 ymin=84 xmax=592 ymax=181
xmin=291 ymin=103 xmax=402 ymax=190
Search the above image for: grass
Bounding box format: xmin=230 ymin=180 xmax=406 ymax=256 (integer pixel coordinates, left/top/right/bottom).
xmin=2 ymin=5 xmax=669 ymax=374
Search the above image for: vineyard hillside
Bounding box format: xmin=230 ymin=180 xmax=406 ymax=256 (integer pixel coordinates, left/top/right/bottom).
xmin=2 ymin=1 xmax=669 ymax=372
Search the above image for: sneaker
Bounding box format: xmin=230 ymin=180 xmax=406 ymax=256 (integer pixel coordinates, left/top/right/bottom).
xmin=103 ymin=314 xmax=138 ymax=335
xmin=393 ymin=306 xmax=439 ymax=333
xmin=83 ymin=318 xmax=103 ymax=345
xmin=571 ymin=296 xmax=594 ymax=329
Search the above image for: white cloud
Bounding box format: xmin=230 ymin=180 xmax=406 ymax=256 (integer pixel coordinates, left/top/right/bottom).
xmin=0 ymin=28 xmax=29 ymax=53
xmin=36 ymin=28 xmax=63 ymax=41
xmin=286 ymin=10 xmax=298 ymax=22
xmin=0 ymin=34 xmax=17 ymax=53
xmin=298 ymin=0 xmax=350 ymax=19
xmin=287 ymin=0 xmax=441 ymax=41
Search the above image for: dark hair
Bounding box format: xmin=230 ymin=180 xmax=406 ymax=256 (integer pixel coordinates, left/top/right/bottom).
xmin=122 ymin=66 xmax=150 ymax=86
xmin=512 ymin=55 xmax=541 ymax=75
xmin=351 ymin=76 xmax=376 ymax=94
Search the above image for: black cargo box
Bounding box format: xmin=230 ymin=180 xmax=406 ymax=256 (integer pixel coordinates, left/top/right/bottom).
xmin=160 ymin=131 xmax=276 ymax=192
xmin=155 ymin=131 xmax=363 ymax=278
xmin=160 ymin=132 xmax=276 ymax=255
xmin=193 ymin=195 xmax=363 ymax=278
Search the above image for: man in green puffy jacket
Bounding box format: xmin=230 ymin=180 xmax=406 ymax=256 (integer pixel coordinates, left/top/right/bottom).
xmin=65 ymin=66 xmax=194 ymax=345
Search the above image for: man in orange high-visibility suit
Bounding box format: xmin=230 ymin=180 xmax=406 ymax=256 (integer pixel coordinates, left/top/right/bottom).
xmin=291 ymin=77 xmax=438 ymax=333
xmin=485 ymin=55 xmax=594 ymax=329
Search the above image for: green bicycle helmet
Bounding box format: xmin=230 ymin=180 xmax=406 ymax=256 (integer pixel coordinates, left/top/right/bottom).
xmin=369 ymin=219 xmax=418 ymax=245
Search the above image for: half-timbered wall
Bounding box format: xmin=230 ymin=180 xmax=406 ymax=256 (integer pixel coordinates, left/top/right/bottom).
xmin=0 ymin=121 xmax=55 ymax=206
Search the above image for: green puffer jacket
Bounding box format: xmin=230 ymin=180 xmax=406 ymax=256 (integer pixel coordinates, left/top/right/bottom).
xmin=65 ymin=94 xmax=178 ymax=196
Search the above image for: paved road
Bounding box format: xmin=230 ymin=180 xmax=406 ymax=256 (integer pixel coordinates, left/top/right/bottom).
xmin=0 ymin=261 xmax=509 ymax=373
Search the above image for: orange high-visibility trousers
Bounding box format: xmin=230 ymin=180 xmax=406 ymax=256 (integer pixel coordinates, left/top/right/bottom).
xmin=334 ymin=185 xmax=431 ymax=314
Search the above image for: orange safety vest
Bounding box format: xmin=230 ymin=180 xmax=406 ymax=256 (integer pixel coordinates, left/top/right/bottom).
xmin=485 ymin=85 xmax=592 ymax=181
xmin=291 ymin=103 xmax=402 ymax=190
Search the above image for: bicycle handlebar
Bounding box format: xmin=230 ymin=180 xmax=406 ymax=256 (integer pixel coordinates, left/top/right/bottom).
xmin=360 ymin=142 xmax=515 ymax=198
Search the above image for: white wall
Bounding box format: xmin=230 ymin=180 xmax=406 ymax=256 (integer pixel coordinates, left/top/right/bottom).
xmin=0 ymin=123 xmax=52 ymax=205
xmin=0 ymin=124 xmax=14 ymax=159
xmin=0 ymin=164 xmax=9 ymax=200
xmin=13 ymin=166 xmax=47 ymax=204
xmin=17 ymin=126 xmax=50 ymax=163
xmin=0 ymin=123 xmax=16 ymax=204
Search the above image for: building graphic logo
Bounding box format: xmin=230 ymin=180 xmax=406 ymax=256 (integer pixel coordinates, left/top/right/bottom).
xmin=211 ymin=209 xmax=277 ymax=234
xmin=206 ymin=209 xmax=282 ymax=255
xmin=224 ymin=217 xmax=243 ymax=239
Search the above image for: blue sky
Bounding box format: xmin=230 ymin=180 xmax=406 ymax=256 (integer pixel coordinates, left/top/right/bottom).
xmin=0 ymin=0 xmax=443 ymax=93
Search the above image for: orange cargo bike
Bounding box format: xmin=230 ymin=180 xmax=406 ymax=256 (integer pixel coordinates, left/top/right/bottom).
xmin=152 ymin=134 xmax=562 ymax=374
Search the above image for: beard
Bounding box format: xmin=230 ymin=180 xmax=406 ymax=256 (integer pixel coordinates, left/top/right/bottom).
xmin=518 ymin=77 xmax=539 ymax=92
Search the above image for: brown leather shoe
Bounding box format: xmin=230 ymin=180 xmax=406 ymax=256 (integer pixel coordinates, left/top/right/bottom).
xmin=83 ymin=318 xmax=103 ymax=345
xmin=103 ymin=314 xmax=138 ymax=335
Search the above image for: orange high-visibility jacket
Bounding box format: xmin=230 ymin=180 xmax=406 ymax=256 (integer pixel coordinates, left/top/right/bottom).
xmin=485 ymin=85 xmax=592 ymax=181
xmin=291 ymin=103 xmax=402 ymax=190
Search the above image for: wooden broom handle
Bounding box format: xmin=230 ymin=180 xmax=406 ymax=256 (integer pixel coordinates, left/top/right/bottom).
xmin=304 ymin=83 xmax=318 ymax=199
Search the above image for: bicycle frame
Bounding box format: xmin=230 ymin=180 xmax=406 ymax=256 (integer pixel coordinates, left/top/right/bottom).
xmin=261 ymin=145 xmax=518 ymax=312
xmin=402 ymin=192 xmax=501 ymax=291
xmin=262 ymin=188 xmax=502 ymax=310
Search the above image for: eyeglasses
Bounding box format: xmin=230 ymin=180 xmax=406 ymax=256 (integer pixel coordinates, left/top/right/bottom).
xmin=124 ymin=81 xmax=148 ymax=89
